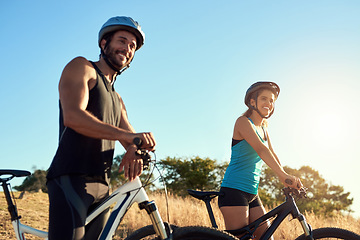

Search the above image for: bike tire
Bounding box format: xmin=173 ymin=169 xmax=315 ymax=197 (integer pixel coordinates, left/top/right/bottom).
xmin=125 ymin=225 xmax=237 ymax=240
xmin=124 ymin=223 xmax=177 ymax=240
xmin=295 ymin=227 xmax=360 ymax=240
xmin=172 ymin=226 xmax=238 ymax=240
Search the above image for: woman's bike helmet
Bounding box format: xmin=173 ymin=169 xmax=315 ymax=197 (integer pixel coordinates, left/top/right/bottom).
xmin=99 ymin=16 xmax=145 ymax=50
xmin=244 ymin=81 xmax=280 ymax=119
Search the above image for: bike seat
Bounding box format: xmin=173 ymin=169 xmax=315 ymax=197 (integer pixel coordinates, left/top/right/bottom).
xmin=0 ymin=169 xmax=31 ymax=178
xmin=187 ymin=189 xmax=223 ymax=201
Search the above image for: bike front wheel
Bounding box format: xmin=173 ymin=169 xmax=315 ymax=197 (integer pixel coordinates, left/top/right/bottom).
xmin=124 ymin=223 xmax=177 ymax=240
xmin=295 ymin=227 xmax=360 ymax=240
xmin=172 ymin=226 xmax=238 ymax=240
xmin=125 ymin=225 xmax=237 ymax=240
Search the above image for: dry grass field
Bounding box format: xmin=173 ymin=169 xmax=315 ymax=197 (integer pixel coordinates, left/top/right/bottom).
xmin=1 ymin=191 xmax=359 ymax=239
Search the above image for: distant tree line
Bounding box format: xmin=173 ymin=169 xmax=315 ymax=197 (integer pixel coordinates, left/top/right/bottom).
xmin=14 ymin=169 xmax=47 ymax=193
xmin=15 ymin=154 xmax=353 ymax=216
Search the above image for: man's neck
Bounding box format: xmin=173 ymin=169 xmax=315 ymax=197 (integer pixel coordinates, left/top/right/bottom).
xmin=95 ymin=59 xmax=117 ymax=83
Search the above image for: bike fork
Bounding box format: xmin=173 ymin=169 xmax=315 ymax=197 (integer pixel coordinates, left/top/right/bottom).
xmin=297 ymin=214 xmax=313 ymax=240
xmin=139 ymin=201 xmax=169 ymax=239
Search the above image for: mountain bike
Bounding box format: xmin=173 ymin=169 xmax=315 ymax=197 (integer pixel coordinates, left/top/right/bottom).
xmin=0 ymin=138 xmax=238 ymax=240
xmin=187 ymin=187 xmax=360 ymax=240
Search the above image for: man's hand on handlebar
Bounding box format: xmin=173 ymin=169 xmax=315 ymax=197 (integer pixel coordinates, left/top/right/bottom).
xmin=119 ymin=132 xmax=156 ymax=181
xmin=120 ymin=144 xmax=144 ymax=181
xmin=134 ymin=132 xmax=156 ymax=151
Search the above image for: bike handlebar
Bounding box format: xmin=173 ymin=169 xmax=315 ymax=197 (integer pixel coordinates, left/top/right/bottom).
xmin=283 ymin=187 xmax=307 ymax=199
xmin=133 ymin=137 xmax=151 ymax=170
xmin=133 ymin=137 xmax=143 ymax=148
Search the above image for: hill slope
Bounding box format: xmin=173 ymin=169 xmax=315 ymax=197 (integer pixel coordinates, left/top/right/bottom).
xmin=1 ymin=192 xmax=359 ymax=239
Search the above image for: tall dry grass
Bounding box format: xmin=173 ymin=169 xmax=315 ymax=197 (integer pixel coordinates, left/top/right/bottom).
xmin=1 ymin=191 xmax=359 ymax=239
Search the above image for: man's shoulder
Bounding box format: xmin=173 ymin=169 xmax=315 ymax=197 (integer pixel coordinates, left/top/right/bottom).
xmin=64 ymin=57 xmax=97 ymax=75
xmin=61 ymin=57 xmax=97 ymax=84
xmin=67 ymin=56 xmax=92 ymax=67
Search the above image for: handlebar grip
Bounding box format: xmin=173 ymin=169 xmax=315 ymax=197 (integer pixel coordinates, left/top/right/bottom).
xmin=133 ymin=137 xmax=151 ymax=169
xmin=133 ymin=137 xmax=142 ymax=147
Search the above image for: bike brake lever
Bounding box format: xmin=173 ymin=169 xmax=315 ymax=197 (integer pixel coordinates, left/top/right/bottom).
xmin=135 ymin=149 xmax=151 ymax=170
xmin=299 ymin=187 xmax=308 ymax=198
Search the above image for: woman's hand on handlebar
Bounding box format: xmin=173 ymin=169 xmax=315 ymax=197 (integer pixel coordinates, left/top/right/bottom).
xmin=282 ymin=174 xmax=303 ymax=190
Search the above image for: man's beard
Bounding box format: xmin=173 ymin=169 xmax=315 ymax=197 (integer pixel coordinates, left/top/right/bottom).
xmin=104 ymin=46 xmax=130 ymax=71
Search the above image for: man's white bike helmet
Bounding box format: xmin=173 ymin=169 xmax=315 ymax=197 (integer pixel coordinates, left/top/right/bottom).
xmin=99 ymin=16 xmax=145 ymax=50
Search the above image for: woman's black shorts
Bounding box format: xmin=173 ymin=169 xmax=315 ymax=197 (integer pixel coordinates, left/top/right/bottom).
xmin=218 ymin=187 xmax=261 ymax=209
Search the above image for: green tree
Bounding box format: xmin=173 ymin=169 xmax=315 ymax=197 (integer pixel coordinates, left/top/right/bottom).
xmin=110 ymin=153 xmax=126 ymax=188
xmin=259 ymin=165 xmax=353 ymax=216
xmin=159 ymin=156 xmax=227 ymax=195
xmin=14 ymin=169 xmax=48 ymax=193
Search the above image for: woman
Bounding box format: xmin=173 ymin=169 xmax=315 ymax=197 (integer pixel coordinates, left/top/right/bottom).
xmin=218 ymin=82 xmax=303 ymax=239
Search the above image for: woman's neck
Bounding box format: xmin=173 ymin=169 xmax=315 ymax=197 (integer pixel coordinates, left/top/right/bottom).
xmin=249 ymin=112 xmax=264 ymax=126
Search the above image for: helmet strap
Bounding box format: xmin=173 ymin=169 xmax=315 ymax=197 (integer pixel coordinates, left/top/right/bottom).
xmin=100 ymin=50 xmax=131 ymax=84
xmin=101 ymin=49 xmax=122 ymax=76
xmin=99 ymin=39 xmax=132 ymax=83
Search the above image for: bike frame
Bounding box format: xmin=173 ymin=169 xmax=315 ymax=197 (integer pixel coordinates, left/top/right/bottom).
xmin=227 ymin=191 xmax=312 ymax=240
xmin=87 ymin=177 xmax=168 ymax=240
xmin=1 ymin=171 xmax=169 ymax=240
xmin=189 ymin=188 xmax=313 ymax=240
xmin=1 ymin=175 xmax=47 ymax=239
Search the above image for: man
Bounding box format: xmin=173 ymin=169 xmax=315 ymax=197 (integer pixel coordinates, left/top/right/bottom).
xmin=46 ymin=16 xmax=156 ymax=240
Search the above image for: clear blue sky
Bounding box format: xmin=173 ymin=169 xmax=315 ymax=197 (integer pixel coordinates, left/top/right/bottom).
xmin=1 ymin=1 xmax=360 ymax=217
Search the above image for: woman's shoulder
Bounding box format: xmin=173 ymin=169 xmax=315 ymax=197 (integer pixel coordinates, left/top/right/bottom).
xmin=235 ymin=116 xmax=250 ymax=125
xmin=233 ymin=116 xmax=253 ymax=140
xmin=234 ymin=116 xmax=253 ymax=132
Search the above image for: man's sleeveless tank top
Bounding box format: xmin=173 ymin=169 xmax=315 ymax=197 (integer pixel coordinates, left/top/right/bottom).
xmin=47 ymin=62 xmax=121 ymax=183
xmin=221 ymin=118 xmax=266 ymax=194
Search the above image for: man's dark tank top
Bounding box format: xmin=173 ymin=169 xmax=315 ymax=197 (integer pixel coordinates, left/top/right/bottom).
xmin=47 ymin=61 xmax=121 ymax=183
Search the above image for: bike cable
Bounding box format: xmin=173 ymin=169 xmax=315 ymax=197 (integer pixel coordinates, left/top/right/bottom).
xmin=153 ymin=153 xmax=171 ymax=224
xmin=122 ymin=150 xmax=172 ymax=228
xmin=140 ymin=151 xmax=171 ymax=225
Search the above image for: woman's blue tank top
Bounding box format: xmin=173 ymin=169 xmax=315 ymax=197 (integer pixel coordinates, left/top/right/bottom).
xmin=221 ymin=118 xmax=266 ymax=194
